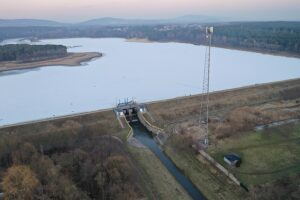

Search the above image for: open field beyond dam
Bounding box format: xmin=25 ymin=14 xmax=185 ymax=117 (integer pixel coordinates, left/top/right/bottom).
xmin=0 ymin=78 xmax=300 ymax=199
xmin=142 ymin=78 xmax=300 ymax=199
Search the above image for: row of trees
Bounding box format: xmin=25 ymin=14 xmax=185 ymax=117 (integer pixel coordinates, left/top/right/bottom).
xmin=0 ymin=44 xmax=67 ymax=62
xmin=2 ymin=143 xmax=89 ymax=200
xmin=0 ymin=121 xmax=143 ymax=199
xmin=213 ymin=22 xmax=300 ymax=54
xmin=0 ymin=21 xmax=299 ymax=55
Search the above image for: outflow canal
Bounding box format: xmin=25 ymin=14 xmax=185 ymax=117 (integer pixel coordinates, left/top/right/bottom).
xmin=130 ymin=121 xmax=206 ymax=200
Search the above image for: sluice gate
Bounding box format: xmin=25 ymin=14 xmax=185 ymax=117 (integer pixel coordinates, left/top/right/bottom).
xmin=114 ymin=100 xmax=146 ymax=123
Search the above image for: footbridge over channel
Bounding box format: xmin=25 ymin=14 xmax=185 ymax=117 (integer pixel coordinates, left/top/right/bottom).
xmin=114 ymin=100 xmax=147 ymax=123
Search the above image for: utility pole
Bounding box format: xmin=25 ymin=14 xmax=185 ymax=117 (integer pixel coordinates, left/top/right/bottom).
xmin=199 ymin=27 xmax=213 ymax=148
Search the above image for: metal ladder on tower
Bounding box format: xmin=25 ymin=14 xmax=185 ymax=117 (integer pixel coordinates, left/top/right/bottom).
xmin=199 ymin=26 xmax=213 ymax=149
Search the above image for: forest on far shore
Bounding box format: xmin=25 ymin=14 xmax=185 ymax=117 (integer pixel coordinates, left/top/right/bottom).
xmin=0 ymin=21 xmax=299 ymax=57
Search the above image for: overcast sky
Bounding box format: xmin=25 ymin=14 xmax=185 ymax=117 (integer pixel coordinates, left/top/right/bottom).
xmin=0 ymin=0 xmax=299 ymax=22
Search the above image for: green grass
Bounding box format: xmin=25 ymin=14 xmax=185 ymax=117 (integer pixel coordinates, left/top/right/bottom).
xmin=128 ymin=146 xmax=191 ymax=200
xmin=208 ymin=122 xmax=300 ymax=187
xmin=164 ymin=138 xmax=249 ymax=200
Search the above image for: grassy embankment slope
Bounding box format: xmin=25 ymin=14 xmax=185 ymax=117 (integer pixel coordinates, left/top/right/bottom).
xmin=144 ymin=78 xmax=300 ymax=199
xmin=129 ymin=146 xmax=191 ymax=200
xmin=208 ymin=123 xmax=300 ymax=185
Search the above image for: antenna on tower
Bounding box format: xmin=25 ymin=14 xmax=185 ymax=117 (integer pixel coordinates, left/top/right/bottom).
xmin=199 ymin=26 xmax=213 ymax=149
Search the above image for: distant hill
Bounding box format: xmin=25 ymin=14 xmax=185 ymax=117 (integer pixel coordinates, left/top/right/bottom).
xmin=77 ymin=15 xmax=221 ymax=26
xmin=171 ymin=15 xmax=220 ymax=23
xmin=0 ymin=19 xmax=66 ymax=27
xmin=78 ymin=17 xmax=144 ymax=26
xmin=0 ymin=16 xmax=220 ymax=27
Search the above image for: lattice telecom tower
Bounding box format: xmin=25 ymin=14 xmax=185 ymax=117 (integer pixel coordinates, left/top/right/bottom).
xmin=199 ymin=27 xmax=213 ymax=148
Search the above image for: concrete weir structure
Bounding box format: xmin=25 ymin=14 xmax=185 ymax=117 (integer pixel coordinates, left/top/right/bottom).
xmin=114 ymin=100 xmax=165 ymax=138
xmin=114 ymin=100 xmax=146 ymax=122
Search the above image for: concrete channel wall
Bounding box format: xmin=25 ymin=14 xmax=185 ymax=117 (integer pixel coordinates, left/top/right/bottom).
xmin=198 ymin=150 xmax=244 ymax=188
xmin=137 ymin=112 xmax=164 ymax=136
xmin=124 ymin=117 xmax=134 ymax=140
xmin=137 ymin=112 xmax=169 ymax=145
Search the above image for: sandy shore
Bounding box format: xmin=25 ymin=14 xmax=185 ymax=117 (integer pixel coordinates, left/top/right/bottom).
xmin=0 ymin=52 xmax=102 ymax=72
xmin=126 ymin=38 xmax=153 ymax=43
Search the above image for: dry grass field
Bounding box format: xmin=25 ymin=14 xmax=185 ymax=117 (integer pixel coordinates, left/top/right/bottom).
xmin=145 ymin=78 xmax=300 ymax=199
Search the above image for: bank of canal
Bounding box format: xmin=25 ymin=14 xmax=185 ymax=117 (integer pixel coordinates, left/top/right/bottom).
xmin=130 ymin=121 xmax=206 ymax=200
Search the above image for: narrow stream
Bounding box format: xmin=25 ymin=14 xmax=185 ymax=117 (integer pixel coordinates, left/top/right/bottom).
xmin=130 ymin=121 xmax=206 ymax=200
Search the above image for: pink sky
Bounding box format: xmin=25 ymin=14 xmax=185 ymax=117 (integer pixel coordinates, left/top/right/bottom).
xmin=0 ymin=0 xmax=299 ymax=22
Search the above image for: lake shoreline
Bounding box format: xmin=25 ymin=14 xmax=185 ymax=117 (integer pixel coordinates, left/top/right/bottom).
xmin=0 ymin=37 xmax=299 ymax=126
xmin=8 ymin=37 xmax=299 ymax=59
xmin=1 ymin=77 xmax=299 ymax=129
xmin=213 ymin=45 xmax=300 ymax=59
xmin=126 ymin=37 xmax=300 ymax=59
xmin=0 ymin=52 xmax=102 ymax=72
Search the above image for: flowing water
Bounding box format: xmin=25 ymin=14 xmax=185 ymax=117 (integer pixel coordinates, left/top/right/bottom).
xmin=131 ymin=121 xmax=206 ymax=200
